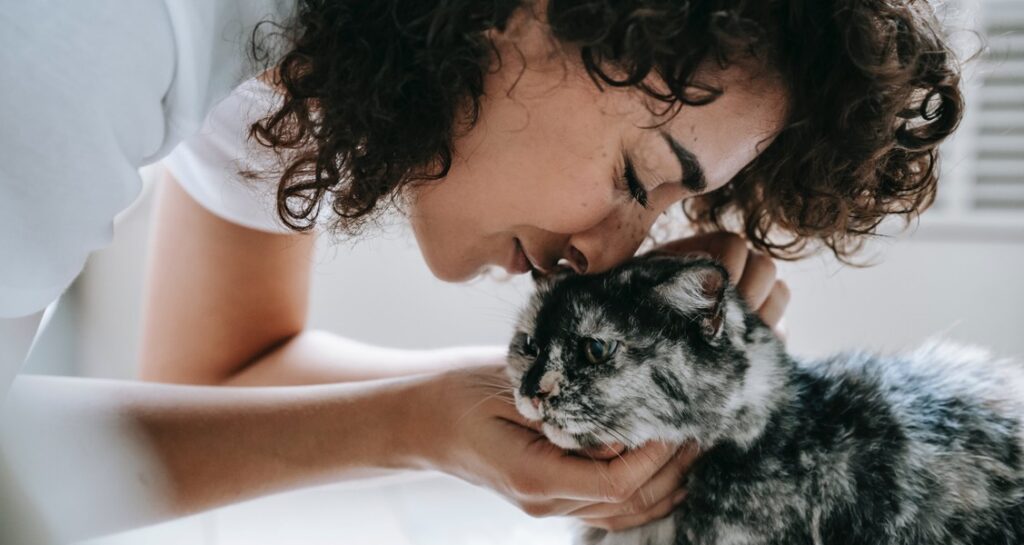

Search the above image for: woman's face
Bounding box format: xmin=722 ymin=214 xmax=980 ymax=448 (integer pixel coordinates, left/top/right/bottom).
xmin=407 ymin=9 xmax=788 ymax=282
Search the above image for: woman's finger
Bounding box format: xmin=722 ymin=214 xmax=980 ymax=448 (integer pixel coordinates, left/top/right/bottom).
xmin=511 ymin=440 xmax=676 ymax=503
xmin=567 ymin=442 xmax=698 ymax=519
xmin=774 ymin=317 xmax=789 ymax=343
xmin=578 ymin=442 xmax=626 ymax=460
xmin=653 ymin=232 xmax=749 ymax=285
xmin=757 ymin=280 xmax=790 ymax=330
xmin=582 ymin=487 xmax=686 ymax=532
xmin=517 ymin=497 xmax=589 ymax=518
xmin=736 ymin=251 xmax=777 ymax=310
xmin=598 ymin=441 xmax=679 ymax=501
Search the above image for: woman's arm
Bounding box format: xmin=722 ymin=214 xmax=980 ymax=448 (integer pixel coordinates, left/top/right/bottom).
xmin=139 ymin=172 xmax=487 ymax=386
xmin=0 ymin=371 xmax=427 ymax=543
xmin=2 ymin=365 xmax=694 ymax=543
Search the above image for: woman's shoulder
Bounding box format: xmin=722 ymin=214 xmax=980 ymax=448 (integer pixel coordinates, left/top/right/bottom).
xmin=163 ymin=76 xmax=297 ymax=235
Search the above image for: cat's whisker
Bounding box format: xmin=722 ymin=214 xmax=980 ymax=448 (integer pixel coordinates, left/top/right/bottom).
xmin=593 ymin=426 xmax=661 ymax=508
xmin=468 ymin=379 xmax=516 ymax=393
xmin=587 ymin=457 xmax=616 ymax=498
xmin=585 ymin=437 xmax=622 ymax=503
xmin=473 ymin=310 xmax=521 ymax=326
xmin=473 ymin=382 xmax=514 ymax=393
xmin=568 ymin=412 xmax=653 ymax=508
xmin=454 ymin=390 xmax=515 ymax=425
xmin=472 ymin=387 xmax=514 ymax=401
xmin=476 ymin=393 xmax=517 ymax=407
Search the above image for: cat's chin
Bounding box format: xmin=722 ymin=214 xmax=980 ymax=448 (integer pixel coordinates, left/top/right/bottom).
xmin=541 ymin=422 xmax=584 ymax=449
xmin=514 ymin=394 xmax=542 ymax=421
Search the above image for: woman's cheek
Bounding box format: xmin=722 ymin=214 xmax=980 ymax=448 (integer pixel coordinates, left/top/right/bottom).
xmin=525 ymin=172 xmax=621 ymax=235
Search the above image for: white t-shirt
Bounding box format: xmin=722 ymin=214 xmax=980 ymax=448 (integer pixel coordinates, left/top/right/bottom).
xmin=0 ymin=0 xmax=297 ymax=393
xmin=163 ymin=77 xmax=294 ymax=235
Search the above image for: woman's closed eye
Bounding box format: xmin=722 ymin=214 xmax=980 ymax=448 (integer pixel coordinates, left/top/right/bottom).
xmin=615 ymin=152 xmax=649 ymax=208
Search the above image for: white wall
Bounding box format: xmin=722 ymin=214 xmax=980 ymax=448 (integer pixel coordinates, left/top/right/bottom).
xmin=779 ymin=232 xmax=1024 ymax=359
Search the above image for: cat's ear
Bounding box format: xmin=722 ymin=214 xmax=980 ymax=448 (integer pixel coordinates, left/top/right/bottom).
xmin=692 ymin=264 xmax=728 ymax=339
xmin=624 ymin=252 xmax=693 ymax=286
xmin=655 ymin=260 xmax=729 ymax=340
xmin=531 ymin=266 xmax=574 ymax=292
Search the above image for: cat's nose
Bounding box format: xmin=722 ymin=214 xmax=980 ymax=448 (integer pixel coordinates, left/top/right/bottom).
xmin=529 ymin=388 xmax=551 ymax=409
xmin=529 ymin=373 xmax=561 ymax=408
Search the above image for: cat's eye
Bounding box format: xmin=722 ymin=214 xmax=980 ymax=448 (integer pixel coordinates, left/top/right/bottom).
xmin=521 ymin=333 xmax=539 ymax=358
xmin=582 ymin=337 xmax=619 ymax=364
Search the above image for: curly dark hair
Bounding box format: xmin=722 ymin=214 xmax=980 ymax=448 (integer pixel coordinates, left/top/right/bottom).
xmin=251 ymin=0 xmax=963 ymax=261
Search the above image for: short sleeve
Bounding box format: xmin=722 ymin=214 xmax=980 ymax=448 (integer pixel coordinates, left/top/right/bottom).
xmin=162 ymin=78 xmax=295 ymax=235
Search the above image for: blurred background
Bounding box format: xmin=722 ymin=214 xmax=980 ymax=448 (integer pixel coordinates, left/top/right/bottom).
xmin=18 ymin=0 xmax=1024 ymax=544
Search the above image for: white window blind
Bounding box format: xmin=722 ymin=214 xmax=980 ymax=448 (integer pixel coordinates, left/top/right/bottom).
xmin=933 ymin=0 xmax=1024 ymax=232
xmin=974 ymin=0 xmax=1024 ymax=212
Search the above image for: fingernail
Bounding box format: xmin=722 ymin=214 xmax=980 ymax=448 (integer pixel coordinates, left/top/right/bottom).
xmin=672 ymin=489 xmax=688 ymax=505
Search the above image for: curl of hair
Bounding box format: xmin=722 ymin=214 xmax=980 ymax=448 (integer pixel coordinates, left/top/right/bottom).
xmin=253 ymin=0 xmax=963 ymax=261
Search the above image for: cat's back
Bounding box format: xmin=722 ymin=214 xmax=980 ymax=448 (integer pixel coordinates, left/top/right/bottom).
xmin=791 ymin=341 xmax=1024 ymax=543
xmin=799 ymin=341 xmax=1024 ymax=444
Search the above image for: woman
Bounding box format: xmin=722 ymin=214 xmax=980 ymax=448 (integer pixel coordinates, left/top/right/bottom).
xmin=0 ymin=0 xmax=961 ymax=542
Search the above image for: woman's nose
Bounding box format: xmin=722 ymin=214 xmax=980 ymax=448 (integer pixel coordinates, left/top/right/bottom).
xmin=562 ymin=245 xmax=589 ymax=274
xmin=572 ymin=239 xmax=643 ymax=275
xmin=567 ymin=214 xmax=656 ymax=274
xmin=567 ymin=187 xmax=686 ymax=274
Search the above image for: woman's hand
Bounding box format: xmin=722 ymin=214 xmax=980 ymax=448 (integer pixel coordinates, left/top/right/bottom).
xmin=411 ymin=365 xmax=699 ymax=532
xmin=651 ymin=232 xmax=790 ymax=339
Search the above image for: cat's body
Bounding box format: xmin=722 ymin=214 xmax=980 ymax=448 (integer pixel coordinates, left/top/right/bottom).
xmin=506 ymin=255 xmax=1024 ymax=545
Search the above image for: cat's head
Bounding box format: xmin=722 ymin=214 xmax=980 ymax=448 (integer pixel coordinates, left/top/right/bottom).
xmin=506 ymin=254 xmax=786 ymax=450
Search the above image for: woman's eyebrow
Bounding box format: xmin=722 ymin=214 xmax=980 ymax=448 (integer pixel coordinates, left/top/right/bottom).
xmin=660 ymin=132 xmax=707 ymax=193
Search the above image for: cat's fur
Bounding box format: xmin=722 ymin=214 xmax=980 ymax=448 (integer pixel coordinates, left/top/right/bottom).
xmin=506 ymin=254 xmax=1024 ymax=545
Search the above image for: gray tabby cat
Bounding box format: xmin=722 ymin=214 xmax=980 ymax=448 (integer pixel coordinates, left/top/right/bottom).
xmin=506 ymin=254 xmax=1024 ymax=545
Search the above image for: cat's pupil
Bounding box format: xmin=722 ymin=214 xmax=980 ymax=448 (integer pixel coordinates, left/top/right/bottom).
xmin=522 ymin=334 xmax=539 ymax=357
xmin=583 ymin=338 xmax=618 ymax=363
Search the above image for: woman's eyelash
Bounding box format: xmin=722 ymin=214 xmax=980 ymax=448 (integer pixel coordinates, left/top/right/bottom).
xmin=622 ymin=156 xmax=649 ymax=208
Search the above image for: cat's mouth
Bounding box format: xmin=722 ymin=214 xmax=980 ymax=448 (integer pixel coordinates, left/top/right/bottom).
xmin=512 ymin=390 xmax=624 ymax=450
xmin=538 ymin=413 xmax=608 ymax=450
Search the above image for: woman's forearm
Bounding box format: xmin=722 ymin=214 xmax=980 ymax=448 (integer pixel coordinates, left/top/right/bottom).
xmin=214 ymin=329 xmax=507 ymax=387
xmin=139 ymin=177 xmax=507 ymax=388
xmin=0 ymin=373 xmax=430 ymax=543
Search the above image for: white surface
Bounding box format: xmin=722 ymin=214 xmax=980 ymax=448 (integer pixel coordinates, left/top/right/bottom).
xmin=78 ymin=474 xmax=574 ymax=545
